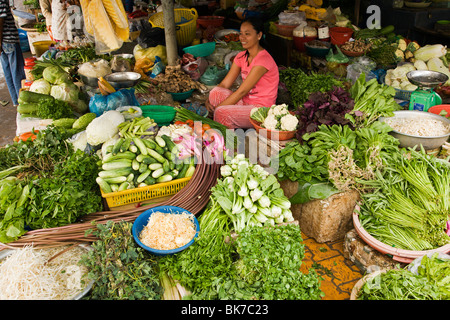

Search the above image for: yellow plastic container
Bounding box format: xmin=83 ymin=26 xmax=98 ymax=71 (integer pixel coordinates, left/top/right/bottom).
xmin=101 ymin=176 xmax=192 ymax=208
xmin=149 ymin=8 xmax=198 ymax=47
xmin=32 ymin=40 xmax=56 ymax=57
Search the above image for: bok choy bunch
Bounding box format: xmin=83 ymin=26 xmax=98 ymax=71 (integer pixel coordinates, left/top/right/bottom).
xmin=211 ymin=154 xmax=294 ymax=232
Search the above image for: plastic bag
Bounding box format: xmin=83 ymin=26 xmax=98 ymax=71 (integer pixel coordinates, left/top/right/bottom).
xmin=326 ymin=45 xmax=349 ymax=64
xmin=133 ymin=44 xmax=167 ymax=66
xmin=115 ymin=105 xmax=143 ymax=120
xmin=278 ymin=11 xmax=306 ymax=25
xmin=181 ymin=56 xmax=208 ymax=81
xmin=89 ymin=88 xmax=140 ymax=116
xmin=207 ymin=47 xmax=231 ymax=68
xmin=200 ymin=65 xmax=229 ymax=86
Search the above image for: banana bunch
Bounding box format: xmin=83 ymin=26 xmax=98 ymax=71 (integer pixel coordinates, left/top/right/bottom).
xmin=98 ymin=76 xmax=116 ymax=95
xmin=80 ymin=0 xmax=130 ymax=52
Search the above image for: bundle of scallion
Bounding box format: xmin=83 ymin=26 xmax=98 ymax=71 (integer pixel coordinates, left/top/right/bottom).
xmin=358 ymin=148 xmax=450 ymax=251
xmin=211 ymin=154 xmax=294 ymax=232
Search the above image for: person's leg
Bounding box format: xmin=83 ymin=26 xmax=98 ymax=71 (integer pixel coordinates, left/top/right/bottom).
xmin=0 ymin=48 xmax=18 ymax=106
xmin=9 ymin=43 xmax=26 ymax=104
xmin=214 ymin=104 xmax=256 ymax=129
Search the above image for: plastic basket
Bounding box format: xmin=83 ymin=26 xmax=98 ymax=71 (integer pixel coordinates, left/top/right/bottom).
xmin=149 ymin=8 xmax=198 ymax=47
xmin=101 ymin=176 xmax=192 ymax=208
xmin=139 ymin=105 xmax=176 ymax=126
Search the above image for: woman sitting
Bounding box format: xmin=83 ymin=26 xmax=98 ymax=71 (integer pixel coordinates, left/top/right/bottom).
xmin=205 ymin=18 xmax=279 ymax=129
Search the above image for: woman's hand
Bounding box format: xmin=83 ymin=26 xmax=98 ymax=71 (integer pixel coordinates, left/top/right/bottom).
xmin=205 ymin=99 xmax=215 ymax=113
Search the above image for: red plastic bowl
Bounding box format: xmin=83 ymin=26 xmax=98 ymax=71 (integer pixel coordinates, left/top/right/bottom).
xmin=330 ymin=27 xmax=353 ymax=45
xmin=293 ymin=35 xmax=317 ymax=52
xmin=428 ymin=104 xmax=450 ymax=118
xmin=197 ymin=16 xmax=225 ymax=28
xmin=352 ymin=205 xmax=450 ymax=263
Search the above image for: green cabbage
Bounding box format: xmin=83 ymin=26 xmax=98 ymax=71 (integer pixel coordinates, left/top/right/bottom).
xmin=29 ymin=78 xmax=51 ymax=95
xmin=42 ymin=65 xmax=71 ymax=85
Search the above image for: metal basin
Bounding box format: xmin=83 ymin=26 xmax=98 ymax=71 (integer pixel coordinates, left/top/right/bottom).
xmin=379 ymin=110 xmax=450 ymax=150
xmin=104 ymin=71 xmax=141 ymax=89
xmin=407 ymin=70 xmax=449 ymax=89
xmin=79 ymin=74 xmax=99 ymax=88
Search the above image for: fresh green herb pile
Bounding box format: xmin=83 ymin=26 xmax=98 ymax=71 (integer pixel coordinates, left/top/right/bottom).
xmin=0 ymin=126 xmax=102 ymax=243
xmin=81 ymin=220 xmax=163 ymax=300
xmin=159 ymin=199 xmax=323 ymax=300
xmin=279 ymin=68 xmax=344 ymax=109
xmin=347 ymin=74 xmax=402 ymax=127
xmin=358 ymin=253 xmax=450 ymax=300
xmin=273 ymin=121 xmax=400 ymax=200
xmin=358 ymin=148 xmax=450 ymax=251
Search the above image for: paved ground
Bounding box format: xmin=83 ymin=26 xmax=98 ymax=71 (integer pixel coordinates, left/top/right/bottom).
xmin=0 ymin=50 xmax=33 ymax=147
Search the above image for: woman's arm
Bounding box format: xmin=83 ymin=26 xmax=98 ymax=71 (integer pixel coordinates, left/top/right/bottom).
xmin=216 ymin=61 xmax=240 ymax=89
xmin=217 ymin=65 xmax=267 ymax=107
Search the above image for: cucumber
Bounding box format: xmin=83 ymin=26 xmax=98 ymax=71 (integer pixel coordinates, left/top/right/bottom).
xmin=142 ymin=138 xmax=157 ymax=149
xmin=72 ymin=112 xmax=96 ymax=130
xmin=126 ymin=173 xmax=134 ymax=183
xmin=120 ymin=138 xmax=132 ymax=152
xmin=103 ymin=151 xmax=136 ymax=163
xmin=53 ymin=118 xmax=76 ymax=129
xmin=137 ymin=169 xmax=151 ymax=183
xmin=104 ymin=176 xmax=127 ymax=184
xmin=379 ymin=25 xmax=394 ymax=35
xmin=110 ymin=184 xmax=119 ymax=192
xmin=148 ymin=163 xmax=163 ymax=170
xmin=156 ymin=174 xmax=173 ymax=183
xmin=96 ymin=177 xmax=112 ymax=193
xmin=155 ymin=136 xmax=166 ymax=148
xmin=129 ymin=145 xmax=138 ymax=153
xmin=132 ymin=137 xmax=148 ymax=155
xmin=160 ymin=135 xmax=176 ymax=152
xmin=151 ymin=168 xmax=165 ymax=179
xmin=185 ymin=157 xmax=196 ymax=177
xmin=118 ymin=181 xmax=130 ymax=191
xmin=154 ymin=144 xmax=165 ymax=155
xmin=136 ymin=154 xmax=146 ymax=162
xmin=139 ymin=162 xmax=148 ymax=173
xmin=142 ymin=156 xmax=158 ymax=164
xmin=147 ymin=148 xmax=166 ymax=163
xmin=98 ymin=167 xmax=132 ymax=179
xmin=162 ymin=160 xmax=170 ymax=173
xmin=177 ymin=163 xmax=189 ymax=178
xmin=102 ymin=159 xmax=132 ymax=171
xmin=132 ymin=159 xmax=140 ymax=171
xmin=144 ymin=176 xmax=156 ymax=185
xmin=112 ymin=138 xmax=125 ymax=155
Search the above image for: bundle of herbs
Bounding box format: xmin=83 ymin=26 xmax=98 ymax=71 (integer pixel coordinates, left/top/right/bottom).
xmin=279 ymin=68 xmax=345 ymax=109
xmin=347 ymin=74 xmax=402 ymax=128
xmin=295 ymin=86 xmax=357 ymax=142
xmin=0 ymin=126 xmax=102 ymax=243
xmin=272 ymin=121 xmax=401 ymax=203
xmin=357 ymin=253 xmax=450 ymax=300
xmin=80 ymin=220 xmax=163 ymax=300
xmin=159 ymin=199 xmax=324 ymax=300
xmin=358 ymin=148 xmax=450 ymax=251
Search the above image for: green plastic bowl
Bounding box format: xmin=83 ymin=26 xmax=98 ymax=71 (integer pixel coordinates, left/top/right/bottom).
xmin=168 ymin=89 xmax=195 ymax=101
xmin=139 ymin=105 xmax=176 ymax=126
xmin=183 ymin=41 xmax=216 ymax=57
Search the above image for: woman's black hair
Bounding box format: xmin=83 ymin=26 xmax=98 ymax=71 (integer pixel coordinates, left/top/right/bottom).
xmin=241 ymin=17 xmax=267 ymax=63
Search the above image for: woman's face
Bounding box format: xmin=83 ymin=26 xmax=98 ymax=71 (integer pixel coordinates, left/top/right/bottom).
xmin=239 ymin=22 xmax=261 ymax=50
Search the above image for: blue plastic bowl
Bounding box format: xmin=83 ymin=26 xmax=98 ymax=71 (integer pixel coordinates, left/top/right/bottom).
xmin=183 ymin=41 xmax=216 ymax=57
xmin=132 ymin=205 xmax=200 ymax=256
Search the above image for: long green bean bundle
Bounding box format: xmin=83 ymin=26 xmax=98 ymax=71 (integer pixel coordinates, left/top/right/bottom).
xmin=358 ymin=148 xmax=450 ymax=251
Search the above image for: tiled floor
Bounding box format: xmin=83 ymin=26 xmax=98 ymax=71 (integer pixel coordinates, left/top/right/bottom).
xmin=300 ymin=232 xmax=363 ymax=300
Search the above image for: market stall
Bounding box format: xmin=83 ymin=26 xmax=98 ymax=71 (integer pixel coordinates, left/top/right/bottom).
xmin=1 ymin=0 xmax=450 ymax=302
